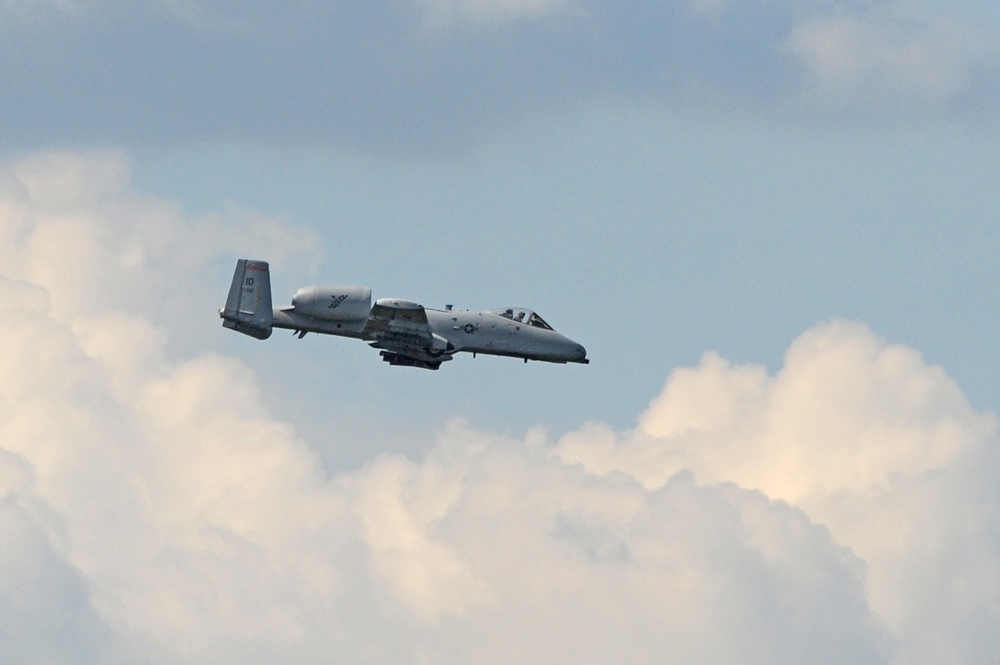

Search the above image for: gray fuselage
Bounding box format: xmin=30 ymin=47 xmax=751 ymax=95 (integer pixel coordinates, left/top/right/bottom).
xmin=272 ymin=305 xmax=589 ymax=365
xmin=220 ymin=259 xmax=589 ymax=369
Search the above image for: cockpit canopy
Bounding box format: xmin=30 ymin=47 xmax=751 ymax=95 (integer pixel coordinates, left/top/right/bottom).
xmin=489 ymin=308 xmax=554 ymax=331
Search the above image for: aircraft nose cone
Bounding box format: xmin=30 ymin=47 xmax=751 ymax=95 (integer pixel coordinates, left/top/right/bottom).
xmin=573 ymin=344 xmax=588 ymax=363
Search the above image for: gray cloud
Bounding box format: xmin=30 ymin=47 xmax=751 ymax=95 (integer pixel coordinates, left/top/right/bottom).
xmin=1 ymin=1 xmax=995 ymax=154
xmin=0 ymin=494 xmax=111 ymax=664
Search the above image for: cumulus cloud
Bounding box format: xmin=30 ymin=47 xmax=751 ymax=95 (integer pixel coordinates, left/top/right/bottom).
xmin=0 ymin=151 xmax=320 ymax=342
xmin=0 ymin=151 xmax=998 ymax=663
xmin=558 ymin=321 xmax=1000 ymax=663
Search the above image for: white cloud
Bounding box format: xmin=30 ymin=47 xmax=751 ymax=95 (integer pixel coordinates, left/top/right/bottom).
xmin=785 ymin=7 xmax=999 ymax=113
xmin=0 ymin=151 xmax=321 ymax=332
xmin=557 ymin=320 xmax=1000 ymax=664
xmin=610 ymin=321 xmax=989 ymax=503
xmin=0 ymin=151 xmax=997 ymax=663
xmin=0 ymin=152 xmax=342 ymax=662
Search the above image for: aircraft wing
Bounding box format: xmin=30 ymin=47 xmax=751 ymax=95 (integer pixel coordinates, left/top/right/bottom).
xmin=364 ymin=298 xmax=430 ymax=332
xmin=364 ymin=299 xmax=451 ymax=369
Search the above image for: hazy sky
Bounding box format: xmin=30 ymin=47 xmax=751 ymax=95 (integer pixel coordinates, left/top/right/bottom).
xmin=2 ymin=1 xmax=1000 ymax=663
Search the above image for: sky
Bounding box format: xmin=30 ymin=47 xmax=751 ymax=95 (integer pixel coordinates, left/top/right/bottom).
xmin=1 ymin=0 xmax=1000 ymax=663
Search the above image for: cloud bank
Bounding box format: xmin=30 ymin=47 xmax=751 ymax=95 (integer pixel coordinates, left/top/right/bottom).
xmin=1 ymin=152 xmax=998 ymax=663
xmin=1 ymin=1 xmax=996 ymax=153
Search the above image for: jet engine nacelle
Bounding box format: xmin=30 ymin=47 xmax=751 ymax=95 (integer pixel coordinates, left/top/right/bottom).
xmin=292 ymin=285 xmax=372 ymax=322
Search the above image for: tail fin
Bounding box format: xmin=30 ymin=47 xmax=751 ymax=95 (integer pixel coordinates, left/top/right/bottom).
xmin=220 ymin=259 xmax=273 ymax=340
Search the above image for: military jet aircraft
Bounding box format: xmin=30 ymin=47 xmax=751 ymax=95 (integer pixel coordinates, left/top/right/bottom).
xmin=220 ymin=259 xmax=589 ymax=370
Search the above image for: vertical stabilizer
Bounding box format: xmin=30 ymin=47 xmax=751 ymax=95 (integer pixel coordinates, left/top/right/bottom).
xmin=220 ymin=259 xmax=273 ymax=339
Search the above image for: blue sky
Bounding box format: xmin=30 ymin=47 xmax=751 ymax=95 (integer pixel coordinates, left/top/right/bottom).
xmin=130 ymin=103 xmax=1000 ymax=450
xmin=2 ymin=1 xmax=1000 ymax=663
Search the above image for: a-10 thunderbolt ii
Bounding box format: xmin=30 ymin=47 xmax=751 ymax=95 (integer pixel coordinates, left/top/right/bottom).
xmin=220 ymin=259 xmax=589 ymax=370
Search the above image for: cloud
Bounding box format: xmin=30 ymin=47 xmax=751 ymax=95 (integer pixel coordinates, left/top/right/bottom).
xmin=416 ymin=0 xmax=573 ymax=24
xmin=784 ymin=6 xmax=1000 ymax=116
xmin=0 ymin=152 xmax=339 ymax=662
xmin=2 ymin=2 xmax=997 ymax=154
xmin=557 ymin=320 xmax=1000 ymax=663
xmin=0 ymin=493 xmax=112 ymax=664
xmin=0 ymin=151 xmax=997 ymax=663
xmin=604 ymin=321 xmax=991 ymax=503
xmin=0 ymin=151 xmax=321 ymax=343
